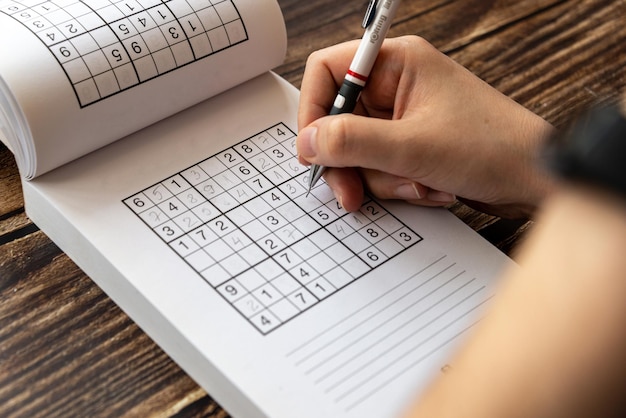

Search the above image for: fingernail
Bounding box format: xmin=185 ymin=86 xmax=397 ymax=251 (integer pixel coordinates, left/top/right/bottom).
xmin=297 ymin=126 xmax=318 ymax=158
xmin=427 ymin=190 xmax=457 ymax=203
xmin=395 ymin=183 xmax=422 ymax=200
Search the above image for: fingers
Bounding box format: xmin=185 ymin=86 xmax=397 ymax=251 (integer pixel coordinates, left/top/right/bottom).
xmin=322 ymin=167 xmax=456 ymax=213
xmin=297 ymin=114 xmax=416 ymax=176
xmin=321 ymin=168 xmax=364 ymax=212
xmin=361 ymin=169 xmax=456 ymax=205
xmin=298 ymin=40 xmax=361 ymax=130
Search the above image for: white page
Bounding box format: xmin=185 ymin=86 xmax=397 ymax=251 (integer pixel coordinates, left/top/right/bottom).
xmin=0 ymin=0 xmax=286 ymax=179
xmin=24 ymin=72 xmax=512 ymax=418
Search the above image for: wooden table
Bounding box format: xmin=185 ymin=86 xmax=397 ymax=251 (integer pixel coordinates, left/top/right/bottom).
xmin=1 ymin=0 xmax=625 ymax=416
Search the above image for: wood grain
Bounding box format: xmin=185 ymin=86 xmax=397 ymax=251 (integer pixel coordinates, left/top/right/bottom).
xmin=1 ymin=0 xmax=625 ymax=416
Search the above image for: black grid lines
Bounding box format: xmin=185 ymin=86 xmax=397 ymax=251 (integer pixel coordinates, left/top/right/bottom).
xmin=123 ymin=123 xmax=423 ymax=334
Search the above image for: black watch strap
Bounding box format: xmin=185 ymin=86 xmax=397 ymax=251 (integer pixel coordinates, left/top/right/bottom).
xmin=547 ymin=104 xmax=626 ymax=199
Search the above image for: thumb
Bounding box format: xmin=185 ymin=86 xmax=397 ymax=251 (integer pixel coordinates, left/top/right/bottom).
xmin=297 ymin=114 xmax=404 ymax=172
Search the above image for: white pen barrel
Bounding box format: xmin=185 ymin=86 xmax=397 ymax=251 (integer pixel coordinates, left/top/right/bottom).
xmin=348 ymin=0 xmax=401 ymax=83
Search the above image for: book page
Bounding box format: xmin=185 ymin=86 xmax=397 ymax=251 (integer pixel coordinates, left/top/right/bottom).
xmin=0 ymin=0 xmax=286 ymax=179
xmin=23 ymin=72 xmax=512 ymax=418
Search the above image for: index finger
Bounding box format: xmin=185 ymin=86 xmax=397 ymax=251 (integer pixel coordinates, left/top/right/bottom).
xmin=297 ymin=40 xmax=361 ymax=131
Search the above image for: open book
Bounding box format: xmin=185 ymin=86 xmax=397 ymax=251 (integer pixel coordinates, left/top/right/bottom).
xmin=0 ymin=0 xmax=512 ymax=417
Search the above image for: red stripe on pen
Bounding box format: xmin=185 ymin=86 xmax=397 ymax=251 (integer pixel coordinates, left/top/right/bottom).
xmin=347 ymin=70 xmax=368 ymax=82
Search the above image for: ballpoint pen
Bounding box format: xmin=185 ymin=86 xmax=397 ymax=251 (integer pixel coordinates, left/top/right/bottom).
xmin=306 ymin=0 xmax=402 ymax=195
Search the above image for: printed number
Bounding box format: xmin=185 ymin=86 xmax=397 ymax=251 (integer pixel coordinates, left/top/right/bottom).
xmin=241 ymin=145 xmax=253 ymax=153
xmin=162 ymin=226 xmax=175 ymax=236
xmin=59 ymin=46 xmax=71 ymax=58
xmin=224 ymin=152 xmax=236 ymax=163
xmin=112 ymin=49 xmax=123 ymax=62
xmin=195 ymin=229 xmax=207 ymax=241
xmin=224 ymin=285 xmax=238 ymax=296
xmin=131 ymin=41 xmax=142 ymax=54
xmin=279 ymin=252 xmax=291 ymax=264
xmin=317 ymin=210 xmax=329 ymax=221
xmin=366 ymin=228 xmax=379 ymax=238
xmin=132 ymin=197 xmax=145 ymax=207
xmin=366 ymin=205 xmax=380 ymax=216
xmin=253 ymin=178 xmax=264 ymax=189
xmin=118 ymin=23 xmax=130 ymax=35
xmin=168 ymin=26 xmax=179 ymax=39
xmin=399 ymin=232 xmax=412 ymax=242
xmin=366 ymin=251 xmax=379 ymax=261
xmin=314 ymin=281 xmax=326 ymax=292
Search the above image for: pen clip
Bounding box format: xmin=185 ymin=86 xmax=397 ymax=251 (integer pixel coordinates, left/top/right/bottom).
xmin=362 ymin=0 xmax=378 ymax=29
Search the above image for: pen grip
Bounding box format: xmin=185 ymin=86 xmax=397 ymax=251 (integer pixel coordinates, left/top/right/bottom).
xmin=329 ymin=79 xmax=363 ymax=115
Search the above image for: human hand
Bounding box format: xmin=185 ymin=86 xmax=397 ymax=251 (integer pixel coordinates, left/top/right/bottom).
xmin=297 ymin=36 xmax=556 ymax=218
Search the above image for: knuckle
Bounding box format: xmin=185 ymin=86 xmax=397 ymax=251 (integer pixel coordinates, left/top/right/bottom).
xmin=305 ymin=49 xmax=323 ymax=67
xmin=324 ymin=117 xmax=353 ymax=160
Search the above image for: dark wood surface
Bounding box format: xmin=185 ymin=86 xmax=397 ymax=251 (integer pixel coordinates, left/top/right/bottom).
xmin=1 ymin=0 xmax=625 ymax=416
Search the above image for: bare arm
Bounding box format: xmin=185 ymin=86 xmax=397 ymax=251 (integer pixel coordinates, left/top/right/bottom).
xmin=405 ymin=184 xmax=626 ymax=418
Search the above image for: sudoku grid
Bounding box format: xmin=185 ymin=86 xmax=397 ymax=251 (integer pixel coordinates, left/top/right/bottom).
xmin=123 ymin=124 xmax=423 ymax=334
xmin=0 ymin=0 xmax=247 ymax=107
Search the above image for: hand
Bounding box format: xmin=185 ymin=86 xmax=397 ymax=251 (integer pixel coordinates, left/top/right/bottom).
xmin=297 ymin=36 xmax=556 ymax=218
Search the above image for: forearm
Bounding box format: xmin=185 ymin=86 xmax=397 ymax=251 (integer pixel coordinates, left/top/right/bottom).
xmin=405 ymin=185 xmax=626 ymax=418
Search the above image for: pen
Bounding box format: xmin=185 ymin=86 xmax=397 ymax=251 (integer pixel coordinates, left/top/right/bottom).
xmin=306 ymin=0 xmax=402 ymax=195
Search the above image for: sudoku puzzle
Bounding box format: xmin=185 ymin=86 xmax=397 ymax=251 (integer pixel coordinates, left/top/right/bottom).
xmin=0 ymin=0 xmax=247 ymax=107
xmin=123 ymin=124 xmax=423 ymax=334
